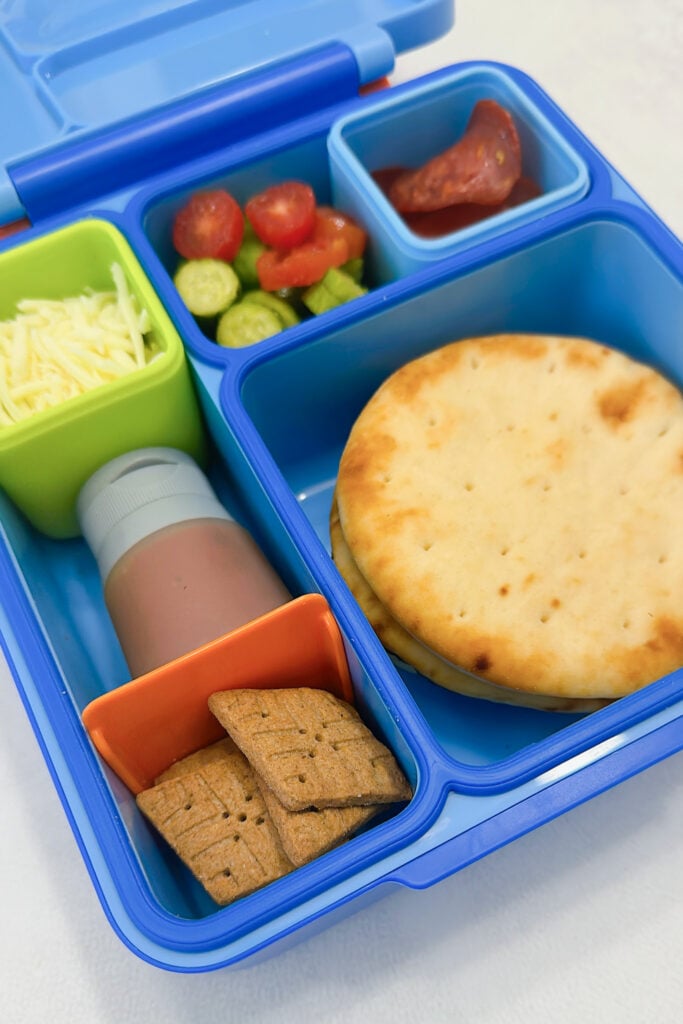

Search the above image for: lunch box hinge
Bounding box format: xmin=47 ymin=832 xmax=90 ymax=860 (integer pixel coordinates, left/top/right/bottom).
xmin=7 ymin=43 xmax=363 ymax=225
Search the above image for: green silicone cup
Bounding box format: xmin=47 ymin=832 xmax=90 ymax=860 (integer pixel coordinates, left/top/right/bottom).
xmin=0 ymin=218 xmax=206 ymax=538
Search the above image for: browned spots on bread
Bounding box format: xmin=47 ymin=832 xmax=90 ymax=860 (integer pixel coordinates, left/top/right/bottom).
xmin=478 ymin=334 xmax=549 ymax=362
xmin=334 ymin=334 xmax=683 ymax=703
xmin=597 ymin=378 xmax=647 ymax=426
xmin=564 ymin=342 xmax=611 ymax=369
xmin=601 ymin=617 xmax=683 ymax=695
xmin=341 ymin=430 xmax=397 ymax=480
xmin=644 ymin=616 xmax=683 ymax=658
xmin=389 ymin=344 xmax=462 ymax=404
xmin=386 ymin=363 xmax=423 ymax=406
xmin=331 ymin=493 xmax=610 ymax=710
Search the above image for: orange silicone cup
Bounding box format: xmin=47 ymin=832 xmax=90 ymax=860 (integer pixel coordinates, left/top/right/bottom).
xmin=82 ymin=593 xmax=353 ymax=794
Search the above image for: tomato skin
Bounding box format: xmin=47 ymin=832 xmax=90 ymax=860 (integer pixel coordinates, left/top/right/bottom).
xmin=257 ymin=236 xmax=348 ymax=291
xmin=256 ymin=206 xmax=367 ymax=291
xmin=172 ymin=189 xmax=244 ymax=262
xmin=245 ymin=182 xmax=316 ymax=250
xmin=314 ymin=207 xmax=367 ymax=260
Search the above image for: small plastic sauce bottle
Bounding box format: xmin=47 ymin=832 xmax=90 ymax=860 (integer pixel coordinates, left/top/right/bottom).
xmin=77 ymin=447 xmax=291 ymax=678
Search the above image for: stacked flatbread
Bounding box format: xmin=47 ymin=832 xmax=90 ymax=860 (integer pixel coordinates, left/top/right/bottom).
xmin=332 ymin=334 xmax=683 ymax=710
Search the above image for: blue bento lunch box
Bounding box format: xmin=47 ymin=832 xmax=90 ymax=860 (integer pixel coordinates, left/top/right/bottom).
xmin=1 ymin=0 xmax=682 ymax=973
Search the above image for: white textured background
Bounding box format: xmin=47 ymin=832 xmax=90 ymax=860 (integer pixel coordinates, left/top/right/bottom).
xmin=1 ymin=1 xmax=682 ymax=1021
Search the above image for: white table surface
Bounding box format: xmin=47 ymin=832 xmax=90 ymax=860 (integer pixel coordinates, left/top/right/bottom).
xmin=1 ymin=2 xmax=682 ymax=1021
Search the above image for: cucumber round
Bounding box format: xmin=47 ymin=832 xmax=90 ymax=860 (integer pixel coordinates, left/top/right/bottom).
xmin=216 ymin=302 xmax=283 ymax=348
xmin=302 ymin=267 xmax=367 ymax=316
xmin=174 ymin=259 xmax=240 ymax=318
xmin=242 ymin=289 xmax=300 ymax=328
xmin=233 ymin=236 xmax=266 ymax=289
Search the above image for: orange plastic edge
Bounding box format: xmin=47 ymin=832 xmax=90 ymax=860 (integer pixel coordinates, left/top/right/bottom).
xmin=82 ymin=593 xmax=353 ymax=794
xmin=359 ymin=76 xmax=391 ymax=96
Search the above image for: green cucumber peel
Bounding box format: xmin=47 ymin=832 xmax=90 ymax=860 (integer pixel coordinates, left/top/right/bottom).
xmin=174 ymin=259 xmax=240 ymax=318
xmin=302 ymin=266 xmax=368 ymax=316
xmin=216 ymin=301 xmax=283 ymax=348
xmin=233 ymin=235 xmax=267 ymax=290
xmin=242 ymin=289 xmax=300 ymax=328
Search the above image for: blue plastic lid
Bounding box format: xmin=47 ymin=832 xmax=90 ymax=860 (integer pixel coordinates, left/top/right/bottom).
xmin=0 ymin=0 xmax=454 ymax=224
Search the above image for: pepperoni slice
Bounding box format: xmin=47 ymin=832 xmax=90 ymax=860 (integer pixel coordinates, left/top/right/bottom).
xmin=403 ymin=176 xmax=542 ymax=238
xmin=388 ymin=99 xmax=522 ymax=213
xmin=373 ymin=166 xmax=541 ymax=239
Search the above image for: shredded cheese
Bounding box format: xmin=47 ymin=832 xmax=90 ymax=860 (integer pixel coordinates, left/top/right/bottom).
xmin=0 ymin=263 xmax=159 ymax=427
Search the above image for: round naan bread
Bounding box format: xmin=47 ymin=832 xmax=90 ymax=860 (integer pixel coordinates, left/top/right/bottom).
xmin=334 ymin=334 xmax=683 ymax=703
xmin=330 ymin=495 xmax=607 ymax=712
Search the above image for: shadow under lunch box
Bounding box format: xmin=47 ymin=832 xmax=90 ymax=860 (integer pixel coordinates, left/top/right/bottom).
xmin=1 ymin=0 xmax=682 ymax=973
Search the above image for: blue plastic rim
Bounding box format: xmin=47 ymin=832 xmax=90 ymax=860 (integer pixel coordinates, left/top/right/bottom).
xmin=0 ymin=44 xmax=682 ymax=971
xmin=328 ymin=63 xmax=591 ymax=280
xmin=0 ymin=0 xmax=455 ymax=223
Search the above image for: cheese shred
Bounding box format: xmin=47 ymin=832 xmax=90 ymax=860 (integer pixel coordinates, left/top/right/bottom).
xmin=0 ymin=263 xmax=158 ymax=426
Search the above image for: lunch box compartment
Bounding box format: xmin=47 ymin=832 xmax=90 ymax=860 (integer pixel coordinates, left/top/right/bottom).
xmin=236 ymin=210 xmax=683 ymax=767
xmin=141 ymin=131 xmax=352 ymax=361
xmin=144 ymin=134 xmax=335 ymax=275
xmin=0 ymin=438 xmax=429 ymax=929
xmin=0 ymin=218 xmax=205 ymax=538
xmin=79 ymin=592 xmax=416 ymax=923
xmin=328 ymin=63 xmax=591 ymax=281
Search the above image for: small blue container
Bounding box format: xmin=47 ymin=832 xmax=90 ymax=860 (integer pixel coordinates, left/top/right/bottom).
xmin=328 ymin=63 xmax=591 ymax=280
xmin=1 ymin=0 xmax=682 ymax=974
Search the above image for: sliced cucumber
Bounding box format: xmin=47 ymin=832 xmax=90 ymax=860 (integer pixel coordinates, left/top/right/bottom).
xmin=340 ymin=257 xmax=364 ymax=283
xmin=233 ymin=235 xmax=266 ymax=289
xmin=216 ymin=302 xmax=283 ymax=348
xmin=302 ymin=267 xmax=368 ymax=316
xmin=242 ymin=289 xmax=300 ymax=328
xmin=174 ymin=259 xmax=240 ymax=318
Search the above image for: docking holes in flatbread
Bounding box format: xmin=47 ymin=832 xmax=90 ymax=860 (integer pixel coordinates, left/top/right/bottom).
xmin=333 ymin=334 xmax=683 ymax=705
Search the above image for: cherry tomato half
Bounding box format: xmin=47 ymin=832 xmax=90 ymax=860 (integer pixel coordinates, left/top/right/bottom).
xmin=172 ymin=189 xmax=244 ymax=262
xmin=257 ymin=236 xmax=348 ymax=291
xmin=314 ymin=207 xmax=367 ymax=260
xmin=256 ymin=208 xmax=367 ymax=291
xmin=245 ymin=181 xmax=316 ymax=250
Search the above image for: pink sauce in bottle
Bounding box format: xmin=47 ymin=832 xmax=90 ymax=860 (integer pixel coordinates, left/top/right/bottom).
xmin=77 ymin=448 xmax=291 ymax=678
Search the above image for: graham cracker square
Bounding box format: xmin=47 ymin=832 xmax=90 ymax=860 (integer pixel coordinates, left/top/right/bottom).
xmin=257 ymin=777 xmax=381 ymax=867
xmin=208 ymin=687 xmax=412 ymax=812
xmin=137 ymin=751 xmax=292 ymax=905
xmin=155 ymin=737 xmax=240 ymax=784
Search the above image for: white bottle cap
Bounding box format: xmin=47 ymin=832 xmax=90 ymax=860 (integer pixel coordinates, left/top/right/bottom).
xmin=77 ymin=447 xmax=232 ymax=581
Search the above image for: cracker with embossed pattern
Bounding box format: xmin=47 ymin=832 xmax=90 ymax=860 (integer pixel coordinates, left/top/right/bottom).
xmin=334 ymin=333 xmax=683 ymax=703
xmin=257 ymin=776 xmax=382 ymax=866
xmin=155 ymin=737 xmax=240 ymax=784
xmin=137 ymin=749 xmax=292 ymax=905
xmin=208 ymin=687 xmax=412 ymax=811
